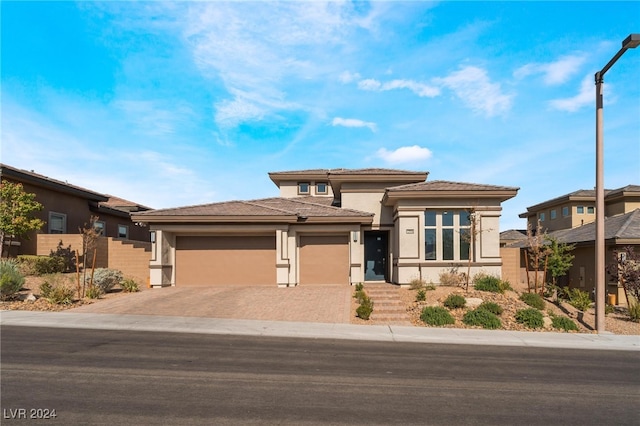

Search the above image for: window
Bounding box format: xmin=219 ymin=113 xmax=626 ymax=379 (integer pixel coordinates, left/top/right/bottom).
xmin=150 ymin=231 xmax=156 ymax=261
xmin=587 ymin=206 xmax=595 ymax=214
xmin=562 ymin=206 xmax=569 ymax=217
xmin=118 ymin=225 xmax=129 ymax=239
xmin=550 ymin=209 xmax=557 ymax=220
xmin=424 ymin=210 xmax=470 ymax=261
xmin=316 ymin=182 xmax=328 ymax=194
xmin=539 ymin=212 xmax=545 ymax=222
xmin=297 ymin=182 xmax=310 ymax=195
xmin=48 ymin=212 xmax=66 ymax=234
xmin=577 ymin=206 xmax=584 ymax=214
xmin=94 ymin=221 xmax=105 ymax=235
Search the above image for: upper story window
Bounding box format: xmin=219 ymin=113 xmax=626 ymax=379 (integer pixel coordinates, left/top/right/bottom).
xmin=587 ymin=206 xmax=595 ymax=214
xmin=94 ymin=221 xmax=105 ymax=235
xmin=297 ymin=182 xmax=310 ymax=195
xmin=550 ymin=209 xmax=557 ymax=220
xmin=118 ymin=225 xmax=129 ymax=239
xmin=562 ymin=206 xmax=569 ymax=217
xmin=539 ymin=212 xmax=545 ymax=222
xmin=49 ymin=212 xmax=66 ymax=234
xmin=424 ymin=210 xmax=471 ymax=261
xmin=577 ymin=206 xmax=584 ymax=214
xmin=316 ymin=182 xmax=328 ymax=195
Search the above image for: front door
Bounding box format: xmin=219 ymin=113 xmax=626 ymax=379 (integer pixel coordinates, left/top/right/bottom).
xmin=364 ymin=231 xmax=388 ymax=281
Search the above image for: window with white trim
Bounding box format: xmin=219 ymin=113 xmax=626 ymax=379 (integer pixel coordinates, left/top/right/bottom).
xmin=587 ymin=206 xmax=595 ymax=214
xmin=424 ymin=210 xmax=471 ymax=261
xmin=297 ymin=182 xmax=310 ymax=195
xmin=94 ymin=221 xmax=106 ymax=235
xmin=49 ymin=212 xmax=66 ymax=234
xmin=316 ymin=182 xmax=328 ymax=195
xmin=118 ymin=225 xmax=129 ymax=239
xmin=577 ymin=206 xmax=584 ymax=214
xmin=562 ymin=206 xmax=569 ymax=217
xmin=539 ymin=212 xmax=545 ymax=222
xmin=550 ymin=209 xmax=557 ymax=220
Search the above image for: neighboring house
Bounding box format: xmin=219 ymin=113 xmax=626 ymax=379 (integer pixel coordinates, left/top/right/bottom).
xmin=132 ymin=169 xmax=518 ymax=288
xmin=0 ymin=163 xmax=152 ymax=256
xmin=504 ymin=185 xmax=640 ymax=304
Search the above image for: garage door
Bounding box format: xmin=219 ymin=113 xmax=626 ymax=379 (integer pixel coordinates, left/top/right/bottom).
xmin=176 ymin=236 xmax=276 ymax=286
xmin=299 ymin=235 xmax=349 ymax=285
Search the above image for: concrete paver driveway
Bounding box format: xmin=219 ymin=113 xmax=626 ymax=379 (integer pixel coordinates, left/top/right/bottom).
xmin=70 ymin=285 xmax=353 ymax=323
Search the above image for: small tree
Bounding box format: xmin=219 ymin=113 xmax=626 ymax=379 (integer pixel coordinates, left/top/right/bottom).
xmin=0 ymin=181 xmax=45 ymax=258
xmin=460 ymin=209 xmax=491 ymax=291
xmin=77 ymin=216 xmax=100 ymax=298
xmin=607 ymin=246 xmax=640 ymax=307
xmin=545 ymin=236 xmax=575 ymax=288
xmin=525 ymin=220 xmax=551 ymax=294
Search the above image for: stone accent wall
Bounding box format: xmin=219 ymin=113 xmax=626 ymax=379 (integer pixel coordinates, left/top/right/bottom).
xmin=37 ymin=234 xmax=151 ymax=285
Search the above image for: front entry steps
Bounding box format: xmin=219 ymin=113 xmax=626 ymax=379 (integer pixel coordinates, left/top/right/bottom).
xmin=364 ymin=284 xmax=412 ymax=325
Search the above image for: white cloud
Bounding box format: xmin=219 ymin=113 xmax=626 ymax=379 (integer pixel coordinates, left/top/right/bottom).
xmin=357 ymin=78 xmax=440 ymax=98
xmin=376 ymin=145 xmax=433 ymax=164
xmin=514 ymin=54 xmax=586 ymax=85
xmin=332 ymin=117 xmax=377 ymax=132
xmin=549 ymin=74 xmax=593 ymax=112
xmin=339 ymin=71 xmax=361 ymax=83
xmin=434 ymin=66 xmax=512 ymax=117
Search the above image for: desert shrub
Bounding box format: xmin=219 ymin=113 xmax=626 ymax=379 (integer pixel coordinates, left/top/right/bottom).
xmin=356 ymin=295 xmax=374 ymax=320
xmin=438 ymin=270 xmax=464 ymax=287
xmin=425 ymin=282 xmax=437 ymax=291
xmin=416 ymin=289 xmax=426 ymax=302
xmin=88 ymin=268 xmax=123 ymax=293
xmin=477 ymin=301 xmax=503 ymax=316
xmin=354 ymin=282 xmax=364 ymax=292
xmin=17 ymin=255 xmax=65 ymax=276
xmin=354 ymin=288 xmax=367 ymax=304
xmin=463 ymin=309 xmax=502 ymax=330
xmin=39 ymin=274 xmax=74 ymax=305
xmin=85 ymin=285 xmax=103 ymax=299
xmin=0 ymin=259 xmax=25 ymax=299
xmin=443 ymin=294 xmax=466 ymax=309
xmin=409 ymin=278 xmax=426 ymax=290
xmin=474 ymin=275 xmax=511 ymax=294
xmin=567 ymin=288 xmax=591 ymax=312
xmin=520 ymin=292 xmax=545 ymax=310
xmin=627 ymin=298 xmax=640 ymax=322
xmin=420 ymin=306 xmax=455 ymax=326
xmin=49 ymin=241 xmax=76 ymax=272
xmin=551 ymin=316 xmax=579 ymax=332
xmin=605 ymin=304 xmax=615 ymax=315
xmin=120 ymin=278 xmax=140 ymax=293
xmin=515 ymin=308 xmax=544 ymax=329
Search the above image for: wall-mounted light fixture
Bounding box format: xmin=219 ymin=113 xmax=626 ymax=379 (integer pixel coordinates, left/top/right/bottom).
xmin=352 ymin=231 xmax=359 ymax=242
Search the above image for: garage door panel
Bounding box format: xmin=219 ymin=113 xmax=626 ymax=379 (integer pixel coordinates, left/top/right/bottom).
xmin=176 ymin=236 xmax=276 ymax=286
xmin=299 ymin=235 xmax=349 ymax=285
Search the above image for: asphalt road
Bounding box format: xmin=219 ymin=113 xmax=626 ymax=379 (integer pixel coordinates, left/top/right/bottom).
xmin=1 ymin=326 xmax=638 ymax=425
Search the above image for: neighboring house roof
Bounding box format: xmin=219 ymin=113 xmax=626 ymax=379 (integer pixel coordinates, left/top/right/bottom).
xmin=268 ymin=168 xmax=428 ymax=186
xmin=132 ymin=197 xmax=374 ymax=224
xmin=0 ymin=163 xmax=108 ymax=202
xmin=511 ymin=209 xmax=640 ymax=247
xmin=102 ymin=195 xmax=153 ymax=212
xmin=500 ymin=229 xmax=527 ymax=241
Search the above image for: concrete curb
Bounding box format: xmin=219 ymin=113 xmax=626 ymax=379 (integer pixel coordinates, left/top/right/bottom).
xmin=1 ymin=310 xmax=638 ymax=351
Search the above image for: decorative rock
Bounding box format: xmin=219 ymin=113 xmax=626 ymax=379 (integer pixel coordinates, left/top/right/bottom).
xmin=465 ymin=297 xmax=483 ymax=308
xmin=26 ymin=293 xmax=37 ymax=302
xmin=543 ymin=316 xmax=553 ymax=329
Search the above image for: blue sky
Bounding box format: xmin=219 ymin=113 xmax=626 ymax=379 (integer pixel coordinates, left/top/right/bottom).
xmin=2 ymin=1 xmax=639 ymax=231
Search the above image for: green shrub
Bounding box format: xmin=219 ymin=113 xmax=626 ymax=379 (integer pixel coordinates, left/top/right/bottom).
xmin=420 ymin=306 xmax=455 ymax=326
xmin=567 ymin=288 xmax=592 ymax=312
xmin=354 ymin=282 xmax=364 ymax=292
xmin=551 ymin=316 xmax=579 ymax=332
xmin=443 ymin=294 xmax=466 ymax=309
xmin=520 ymin=292 xmax=545 ymax=310
xmin=409 ymin=278 xmax=426 ymax=290
xmin=120 ymin=278 xmax=140 ymax=293
xmin=356 ymin=295 xmax=374 ymax=320
xmin=354 ymin=289 xmax=367 ymax=303
xmin=439 ymin=270 xmax=464 ymax=287
xmin=49 ymin=241 xmax=76 ymax=272
xmin=463 ymin=309 xmax=502 ymax=329
xmin=515 ymin=308 xmax=544 ymax=329
xmin=0 ymin=259 xmax=25 ymax=299
xmin=88 ymin=268 xmax=123 ymax=293
xmin=425 ymin=283 xmax=437 ymax=291
xmin=477 ymin=301 xmax=503 ymax=316
xmin=39 ymin=274 xmax=74 ymax=305
xmin=474 ymin=275 xmax=511 ymax=294
xmin=17 ymin=255 xmax=66 ymax=276
xmin=416 ymin=289 xmax=426 ymax=302
xmin=85 ymin=285 xmax=103 ymax=299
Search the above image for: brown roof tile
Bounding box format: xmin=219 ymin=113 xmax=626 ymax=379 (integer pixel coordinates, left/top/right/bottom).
xmin=388 ymin=180 xmax=519 ymax=192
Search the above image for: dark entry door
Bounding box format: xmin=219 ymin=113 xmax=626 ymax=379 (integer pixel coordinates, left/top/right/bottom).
xmin=364 ymin=231 xmax=388 ymax=281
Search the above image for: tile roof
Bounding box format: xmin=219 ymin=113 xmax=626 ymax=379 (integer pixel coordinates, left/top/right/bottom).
xmin=102 ymin=195 xmax=152 ymax=212
xmin=500 ymin=229 xmax=527 ymax=241
xmin=522 ymin=185 xmax=640 ymax=213
xmin=268 ymin=168 xmax=427 ymax=176
xmin=135 ymin=197 xmax=373 ymax=219
xmin=387 ymin=180 xmax=519 ymax=192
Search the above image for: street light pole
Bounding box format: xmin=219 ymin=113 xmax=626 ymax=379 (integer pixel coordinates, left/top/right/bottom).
xmin=594 ymin=33 xmax=639 ymax=333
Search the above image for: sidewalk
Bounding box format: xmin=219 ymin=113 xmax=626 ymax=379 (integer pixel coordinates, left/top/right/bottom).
xmin=2 ymin=310 xmax=638 ymax=351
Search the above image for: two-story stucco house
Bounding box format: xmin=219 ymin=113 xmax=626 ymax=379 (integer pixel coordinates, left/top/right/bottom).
xmin=132 ymin=169 xmax=518 ymax=288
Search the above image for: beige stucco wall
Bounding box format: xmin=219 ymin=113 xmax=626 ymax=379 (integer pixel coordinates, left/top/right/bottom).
xmin=278 ymin=180 xmax=334 ymax=199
